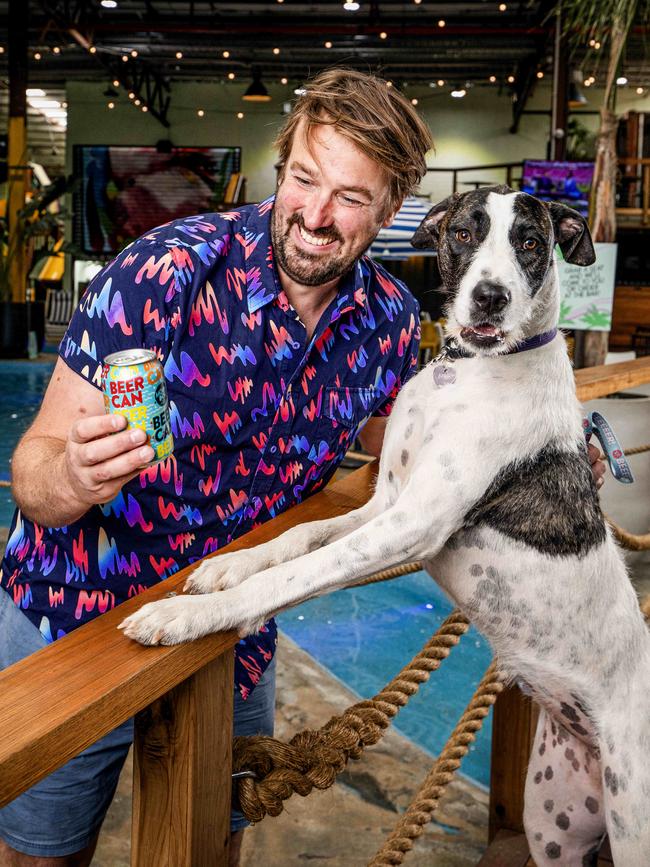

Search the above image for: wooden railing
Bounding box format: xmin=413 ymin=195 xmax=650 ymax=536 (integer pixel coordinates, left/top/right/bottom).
xmin=1 ymin=356 xmax=649 ymax=865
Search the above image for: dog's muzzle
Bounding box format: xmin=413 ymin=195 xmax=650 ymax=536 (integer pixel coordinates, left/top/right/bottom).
xmin=461 ymin=280 xmax=511 ymax=347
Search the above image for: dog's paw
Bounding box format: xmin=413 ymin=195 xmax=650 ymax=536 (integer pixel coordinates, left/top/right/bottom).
xmin=184 ymin=550 xmax=265 ymax=594
xmin=118 ymin=595 xmax=213 ymax=645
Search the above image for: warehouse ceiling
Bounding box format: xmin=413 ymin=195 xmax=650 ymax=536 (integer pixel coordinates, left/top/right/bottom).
xmin=1 ymin=1 xmax=650 ymax=173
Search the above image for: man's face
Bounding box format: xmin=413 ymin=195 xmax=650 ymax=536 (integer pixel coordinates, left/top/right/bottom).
xmin=272 ymin=121 xmax=398 ymax=288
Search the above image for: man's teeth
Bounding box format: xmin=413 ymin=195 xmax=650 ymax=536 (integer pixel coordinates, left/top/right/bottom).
xmin=299 ymin=225 xmax=335 ymax=246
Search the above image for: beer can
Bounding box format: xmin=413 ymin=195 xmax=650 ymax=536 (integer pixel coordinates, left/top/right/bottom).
xmin=101 ymin=349 xmax=174 ymax=464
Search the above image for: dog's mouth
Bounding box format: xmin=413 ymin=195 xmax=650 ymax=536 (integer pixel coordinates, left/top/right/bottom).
xmin=460 ymin=324 xmax=506 ymax=347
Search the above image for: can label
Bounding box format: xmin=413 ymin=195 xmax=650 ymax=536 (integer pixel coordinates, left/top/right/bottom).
xmin=101 ymin=349 xmax=174 ymax=464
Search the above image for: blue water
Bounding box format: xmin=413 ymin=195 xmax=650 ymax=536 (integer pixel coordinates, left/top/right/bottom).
xmin=0 ymin=360 xmax=55 ymax=526
xmin=278 ymin=572 xmax=492 ymax=787
xmin=0 ymin=360 xmax=493 ymax=786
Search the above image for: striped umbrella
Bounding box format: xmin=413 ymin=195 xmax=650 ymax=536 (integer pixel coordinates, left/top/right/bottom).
xmin=368 ymin=196 xmax=436 ymax=260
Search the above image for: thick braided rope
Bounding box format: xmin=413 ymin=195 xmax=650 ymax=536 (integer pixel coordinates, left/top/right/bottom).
xmin=368 ymin=660 xmax=504 ymax=866
xmin=233 ymin=606 xmax=471 ymax=823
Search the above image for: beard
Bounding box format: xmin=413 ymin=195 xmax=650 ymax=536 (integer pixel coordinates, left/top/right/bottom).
xmin=271 ymin=208 xmax=371 ymax=287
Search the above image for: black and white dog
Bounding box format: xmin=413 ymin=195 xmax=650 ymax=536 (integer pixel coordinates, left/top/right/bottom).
xmin=121 ymin=186 xmax=650 ymax=866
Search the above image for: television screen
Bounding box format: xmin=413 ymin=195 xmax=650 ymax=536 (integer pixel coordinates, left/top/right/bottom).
xmin=521 ymin=159 xmax=595 ymax=217
xmin=73 ymin=145 xmax=241 ymax=256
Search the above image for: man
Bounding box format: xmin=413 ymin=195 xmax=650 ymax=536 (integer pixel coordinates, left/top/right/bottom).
xmin=0 ymin=69 xmax=433 ymax=866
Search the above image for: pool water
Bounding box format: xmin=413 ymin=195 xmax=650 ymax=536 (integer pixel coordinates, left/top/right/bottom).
xmin=278 ymin=572 xmax=492 ymax=787
xmin=0 ymin=359 xmax=493 ymax=787
xmin=0 ymin=361 xmax=55 ymax=526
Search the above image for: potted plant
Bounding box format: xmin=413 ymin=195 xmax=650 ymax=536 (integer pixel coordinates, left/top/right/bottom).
xmin=0 ymin=174 xmax=72 ymax=357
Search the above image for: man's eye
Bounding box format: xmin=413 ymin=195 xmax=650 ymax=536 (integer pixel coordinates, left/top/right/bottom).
xmin=295 ymin=176 xmax=312 ymax=187
xmin=523 ymin=238 xmax=538 ymax=251
xmin=339 ymin=194 xmax=363 ymax=207
xmin=455 ymin=229 xmax=471 ymax=243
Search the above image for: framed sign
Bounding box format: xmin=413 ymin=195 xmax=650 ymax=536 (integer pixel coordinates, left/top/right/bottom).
xmin=557 ymin=242 xmax=617 ymax=332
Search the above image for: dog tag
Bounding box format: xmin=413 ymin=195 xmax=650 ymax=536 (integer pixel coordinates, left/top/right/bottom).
xmin=583 ymin=411 xmax=634 ymax=484
xmin=433 ymin=364 xmax=456 ymax=388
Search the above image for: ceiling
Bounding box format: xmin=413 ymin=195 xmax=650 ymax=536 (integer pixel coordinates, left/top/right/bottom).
xmin=1 ymin=2 xmax=650 ymax=175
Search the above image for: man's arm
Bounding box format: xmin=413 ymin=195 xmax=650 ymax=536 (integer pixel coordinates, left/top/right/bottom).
xmin=358 ymin=416 xmax=387 ymax=460
xmin=11 ymin=357 xmax=154 ymax=527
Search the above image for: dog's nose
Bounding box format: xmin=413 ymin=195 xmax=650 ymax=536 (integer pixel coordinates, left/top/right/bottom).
xmin=471 ymin=280 xmax=511 ymax=315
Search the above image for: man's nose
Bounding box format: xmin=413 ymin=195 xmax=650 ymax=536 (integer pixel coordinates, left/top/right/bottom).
xmin=301 ymin=193 xmax=335 ymax=230
xmin=471 ymin=280 xmax=511 ymax=315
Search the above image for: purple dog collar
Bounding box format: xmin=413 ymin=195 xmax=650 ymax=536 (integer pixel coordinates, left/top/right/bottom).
xmin=507 ymin=328 xmax=558 ymax=354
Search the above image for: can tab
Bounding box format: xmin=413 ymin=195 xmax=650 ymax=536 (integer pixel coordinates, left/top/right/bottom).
xmin=583 ymin=411 xmax=634 ymax=485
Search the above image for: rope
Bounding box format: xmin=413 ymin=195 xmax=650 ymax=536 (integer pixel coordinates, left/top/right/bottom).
xmin=368 ymin=661 xmax=503 ymax=866
xmin=597 ymin=441 xmax=650 ymax=551
xmin=233 ymin=607 xmax=471 ymax=823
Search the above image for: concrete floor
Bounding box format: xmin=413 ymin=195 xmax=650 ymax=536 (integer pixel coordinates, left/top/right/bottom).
xmin=3 ymin=391 xmax=649 ymax=866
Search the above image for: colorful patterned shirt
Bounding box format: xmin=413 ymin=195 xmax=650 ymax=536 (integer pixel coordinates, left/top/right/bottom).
xmin=1 ymin=199 xmax=420 ymax=699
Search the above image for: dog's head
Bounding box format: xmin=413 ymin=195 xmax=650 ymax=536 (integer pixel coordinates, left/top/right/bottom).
xmin=411 ymin=185 xmax=595 ymax=355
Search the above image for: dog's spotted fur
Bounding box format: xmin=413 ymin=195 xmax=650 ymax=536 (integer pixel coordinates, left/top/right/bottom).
xmin=121 ymin=187 xmax=650 ymax=866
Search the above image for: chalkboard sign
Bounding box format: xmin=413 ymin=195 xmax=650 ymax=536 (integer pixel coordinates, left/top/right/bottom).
xmin=557 ymin=242 xmax=617 ymax=331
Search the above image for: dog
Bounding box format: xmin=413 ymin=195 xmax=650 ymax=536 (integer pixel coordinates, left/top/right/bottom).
xmin=120 ymin=186 xmax=650 ymax=866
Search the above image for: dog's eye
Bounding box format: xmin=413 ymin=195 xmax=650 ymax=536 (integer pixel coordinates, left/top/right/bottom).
xmin=523 ymin=238 xmax=538 ymax=251
xmin=455 ymin=229 xmax=471 ymax=243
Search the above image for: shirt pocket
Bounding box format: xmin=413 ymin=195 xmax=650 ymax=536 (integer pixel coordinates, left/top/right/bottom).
xmin=317 ymin=385 xmax=378 ymax=446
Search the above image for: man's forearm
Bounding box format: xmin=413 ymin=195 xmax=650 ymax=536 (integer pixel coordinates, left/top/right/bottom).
xmin=11 ymin=436 xmax=90 ymax=527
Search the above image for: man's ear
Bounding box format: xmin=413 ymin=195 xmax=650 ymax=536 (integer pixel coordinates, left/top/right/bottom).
xmin=411 ymin=194 xmax=457 ymax=250
xmin=547 ymin=202 xmax=596 ymax=266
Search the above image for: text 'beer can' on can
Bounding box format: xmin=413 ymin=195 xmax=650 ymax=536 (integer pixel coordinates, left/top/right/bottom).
xmin=101 ymin=349 xmax=174 ymax=464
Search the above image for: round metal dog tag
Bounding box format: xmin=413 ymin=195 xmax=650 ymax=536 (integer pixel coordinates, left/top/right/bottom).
xmin=433 ymin=364 xmax=456 ymax=387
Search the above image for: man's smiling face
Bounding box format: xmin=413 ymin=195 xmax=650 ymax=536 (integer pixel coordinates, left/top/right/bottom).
xmin=272 ymin=120 xmax=398 ymax=288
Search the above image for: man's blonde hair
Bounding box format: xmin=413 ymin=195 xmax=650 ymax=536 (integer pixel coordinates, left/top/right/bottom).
xmin=275 ymin=68 xmax=434 ymax=215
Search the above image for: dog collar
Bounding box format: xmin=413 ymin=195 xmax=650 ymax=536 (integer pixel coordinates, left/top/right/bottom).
xmin=507 ymin=328 xmax=558 ymax=354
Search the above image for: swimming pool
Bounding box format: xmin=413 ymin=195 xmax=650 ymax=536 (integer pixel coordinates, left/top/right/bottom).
xmin=0 ymin=360 xmax=55 ymax=526
xmin=0 ymin=359 xmax=492 ymax=787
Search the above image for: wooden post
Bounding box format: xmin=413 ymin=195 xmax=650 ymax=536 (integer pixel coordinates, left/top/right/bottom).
xmin=132 ymin=651 xmax=235 ymax=867
xmin=488 ymin=684 xmax=538 ymax=841
xmin=7 ymin=0 xmax=29 ymax=303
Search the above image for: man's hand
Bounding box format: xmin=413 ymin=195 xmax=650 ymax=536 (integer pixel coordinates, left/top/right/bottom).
xmin=587 ymin=443 xmax=606 ymax=489
xmin=64 ymin=413 xmax=154 ymax=511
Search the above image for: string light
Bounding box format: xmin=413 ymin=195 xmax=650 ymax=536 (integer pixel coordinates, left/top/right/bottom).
xmin=499 ymin=3 xmax=507 ymax=10
xmin=0 ymin=47 xmax=5 ymax=54
xmin=122 ymin=54 xmax=129 ymax=62
xmin=594 ymin=41 xmax=601 ymax=50
xmin=411 ymin=98 xmax=418 ymax=105
xmin=507 ymin=74 xmax=515 ymax=83
xmin=386 ymin=80 xmax=393 ymax=87
xmin=489 ymin=75 xmax=497 ymax=83
xmin=237 ymin=111 xmax=244 ymax=119
xmin=281 ymin=76 xmax=288 ymax=84
xmin=223 ymin=50 xmax=230 ymax=58
xmin=414 ymin=0 xmax=422 ymax=4
xmin=273 ymin=47 xmax=280 ymax=55
xmin=228 ymin=72 xmax=236 ymax=80
xmin=197 ymin=109 xmax=205 ymax=117
xmin=536 ymin=70 xmax=544 ymax=79
xmin=379 ymin=31 xmax=388 ymax=39
xmin=107 ymin=101 xmax=115 ymax=109
xmin=325 ymin=41 xmax=332 ymax=48
xmin=134 ymin=98 xmax=141 ymax=105
xmin=113 ymin=79 xmax=120 ymax=87
xmin=437 ymin=79 xmax=445 ymax=86
xmin=131 ymin=49 xmax=138 ymax=57
xmin=89 ymin=46 xmax=97 ymax=54
xmin=53 ymin=46 xmax=61 ymax=54
xmin=438 ymin=19 xmax=446 ymax=27
xmin=128 ymin=91 xmax=135 ymax=99
xmin=637 ymin=87 xmax=645 ymax=95
xmin=176 ymin=51 xmax=183 ymax=59
xmin=142 ymin=105 xmax=148 ymax=112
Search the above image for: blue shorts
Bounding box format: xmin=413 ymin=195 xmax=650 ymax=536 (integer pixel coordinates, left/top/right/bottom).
xmin=0 ymin=587 xmax=276 ymax=857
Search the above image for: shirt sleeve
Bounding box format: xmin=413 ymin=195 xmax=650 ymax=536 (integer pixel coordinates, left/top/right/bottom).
xmin=58 ymin=239 xmax=180 ymax=390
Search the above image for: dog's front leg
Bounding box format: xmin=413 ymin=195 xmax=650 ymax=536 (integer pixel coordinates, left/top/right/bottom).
xmin=119 ymin=484 xmax=463 ymax=645
xmin=185 ymin=496 xmax=384 ymax=594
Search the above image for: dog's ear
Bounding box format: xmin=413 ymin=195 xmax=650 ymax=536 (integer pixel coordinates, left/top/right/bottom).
xmin=411 ymin=195 xmax=457 ymax=250
xmin=546 ymin=202 xmax=596 ymax=266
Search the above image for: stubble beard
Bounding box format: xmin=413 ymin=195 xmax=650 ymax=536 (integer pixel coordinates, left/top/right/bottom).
xmin=271 ymin=208 xmax=367 ymax=287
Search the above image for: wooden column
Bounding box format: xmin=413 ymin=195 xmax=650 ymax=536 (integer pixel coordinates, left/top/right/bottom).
xmin=7 ymin=0 xmax=29 ymax=302
xmin=488 ymin=684 xmax=539 ymax=841
xmin=132 ymin=651 xmax=235 ymax=867
xmin=549 ymin=13 xmax=569 ymax=161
